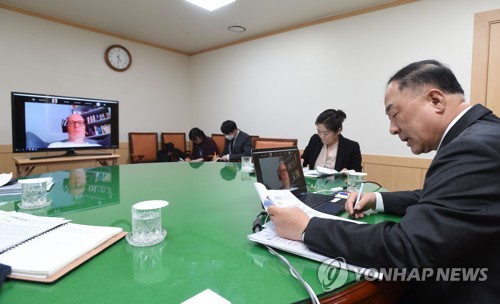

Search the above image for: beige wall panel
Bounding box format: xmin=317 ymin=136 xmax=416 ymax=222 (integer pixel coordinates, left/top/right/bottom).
xmin=363 ymin=163 xmax=423 ymax=192
xmin=0 ymin=153 xmax=17 ymax=174
xmin=115 ymin=143 xmax=130 ymax=165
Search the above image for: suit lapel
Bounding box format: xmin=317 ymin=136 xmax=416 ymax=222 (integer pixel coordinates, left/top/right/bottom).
xmin=335 ymin=135 xmax=346 ymax=171
xmin=440 ymin=104 xmax=491 ymax=148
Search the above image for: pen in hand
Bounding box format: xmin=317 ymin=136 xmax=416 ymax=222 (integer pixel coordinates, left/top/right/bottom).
xmin=263 ymin=196 xmax=276 ymax=211
xmin=351 ymin=182 xmax=364 ymax=218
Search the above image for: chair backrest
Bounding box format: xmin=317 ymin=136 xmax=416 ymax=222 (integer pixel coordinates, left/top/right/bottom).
xmin=211 ymin=133 xmax=226 ymax=155
xmin=128 ymin=132 xmax=158 ymax=163
xmin=253 ymin=137 xmax=298 ymax=149
xmin=250 ymin=135 xmax=259 ymax=149
xmin=161 ymin=132 xmax=186 ymax=153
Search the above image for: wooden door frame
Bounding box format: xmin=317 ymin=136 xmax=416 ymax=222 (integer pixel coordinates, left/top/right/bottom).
xmin=470 ymin=8 xmax=500 ymax=105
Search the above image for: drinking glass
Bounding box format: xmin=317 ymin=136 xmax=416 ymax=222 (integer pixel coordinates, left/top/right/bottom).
xmin=347 ymin=172 xmax=367 ymax=192
xmin=19 ymin=179 xmax=50 ymax=209
xmin=126 ymin=200 xmax=168 ymax=247
xmin=241 ymin=156 xmax=253 ymax=172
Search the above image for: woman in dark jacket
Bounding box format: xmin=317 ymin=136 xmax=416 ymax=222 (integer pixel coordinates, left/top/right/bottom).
xmin=187 ymin=128 xmax=219 ymax=162
xmin=302 ymin=109 xmax=362 ymax=172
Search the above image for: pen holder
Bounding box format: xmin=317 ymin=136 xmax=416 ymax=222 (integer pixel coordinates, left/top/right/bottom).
xmin=126 ymin=200 xmax=169 ymax=247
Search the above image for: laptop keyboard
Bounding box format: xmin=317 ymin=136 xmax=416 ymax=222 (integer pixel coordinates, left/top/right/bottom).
xmin=299 ymin=192 xmax=346 ymax=215
xmin=300 ymin=193 xmax=335 ymax=208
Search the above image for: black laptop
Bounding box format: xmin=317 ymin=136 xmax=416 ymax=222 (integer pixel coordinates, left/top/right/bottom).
xmin=251 ymin=146 xmax=345 ymax=215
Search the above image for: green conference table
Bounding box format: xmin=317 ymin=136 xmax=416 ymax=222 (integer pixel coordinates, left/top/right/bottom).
xmin=0 ymin=162 xmax=403 ymax=303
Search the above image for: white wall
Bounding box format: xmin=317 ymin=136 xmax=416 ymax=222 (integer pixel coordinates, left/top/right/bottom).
xmin=190 ymin=0 xmax=500 ymax=158
xmin=0 ymin=9 xmax=192 ymax=144
xmin=1 ymin=0 xmax=499 ymax=159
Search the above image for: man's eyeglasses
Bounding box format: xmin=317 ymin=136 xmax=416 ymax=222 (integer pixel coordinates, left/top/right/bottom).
xmin=67 ymin=121 xmax=85 ymax=127
xmin=278 ymin=168 xmax=288 ymax=175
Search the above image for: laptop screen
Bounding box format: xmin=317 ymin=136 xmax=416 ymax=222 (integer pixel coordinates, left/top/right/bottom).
xmin=252 ymin=146 xmax=307 ymax=196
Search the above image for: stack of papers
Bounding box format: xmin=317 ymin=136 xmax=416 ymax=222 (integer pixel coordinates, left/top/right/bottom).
xmin=0 ymin=173 xmax=54 ymax=197
xmin=0 ymin=210 xmax=69 ymax=253
xmin=303 ymin=167 xmax=355 ymax=178
xmin=249 ymin=182 xmax=382 ymax=280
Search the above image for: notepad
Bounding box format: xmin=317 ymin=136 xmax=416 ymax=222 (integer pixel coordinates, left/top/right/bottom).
xmin=0 ymin=211 xmax=125 ymax=282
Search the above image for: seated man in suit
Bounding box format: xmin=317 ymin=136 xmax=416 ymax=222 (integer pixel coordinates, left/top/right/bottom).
xmin=48 ymin=114 xmax=101 ymax=148
xmin=218 ymin=120 xmax=252 ymax=162
xmin=268 ymin=60 xmax=500 ymax=302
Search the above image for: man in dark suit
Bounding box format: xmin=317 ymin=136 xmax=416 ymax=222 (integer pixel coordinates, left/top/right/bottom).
xmin=268 ymin=60 xmax=500 ymax=303
xmin=219 ymin=120 xmax=252 ymax=162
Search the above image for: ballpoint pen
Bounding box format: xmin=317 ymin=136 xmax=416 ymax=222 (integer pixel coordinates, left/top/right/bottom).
xmin=351 ymin=182 xmax=364 ymax=218
xmin=263 ymin=195 xmax=277 ymax=211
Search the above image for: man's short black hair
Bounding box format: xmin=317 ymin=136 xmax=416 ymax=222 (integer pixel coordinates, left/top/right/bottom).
xmin=388 ymin=59 xmax=464 ymax=95
xmin=220 ymin=120 xmax=237 ymax=135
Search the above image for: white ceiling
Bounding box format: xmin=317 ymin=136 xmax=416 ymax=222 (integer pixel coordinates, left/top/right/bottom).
xmin=0 ymin=0 xmax=409 ymax=55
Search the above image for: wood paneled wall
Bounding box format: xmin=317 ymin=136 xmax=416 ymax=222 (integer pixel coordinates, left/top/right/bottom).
xmin=1 ymin=143 xmax=432 ymax=191
xmin=362 ymin=154 xmax=431 ymax=191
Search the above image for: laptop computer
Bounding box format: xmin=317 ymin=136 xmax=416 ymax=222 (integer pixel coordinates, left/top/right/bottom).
xmin=251 ymin=146 xmax=345 ymax=215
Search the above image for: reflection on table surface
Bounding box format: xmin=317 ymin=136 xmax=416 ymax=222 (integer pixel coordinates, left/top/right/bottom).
xmin=5 ymin=166 xmax=121 ymax=217
xmin=0 ymin=162 xmax=400 ymax=304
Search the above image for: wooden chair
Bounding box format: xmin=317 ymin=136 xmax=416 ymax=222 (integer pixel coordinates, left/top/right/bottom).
xmin=253 ymin=137 xmax=298 ymax=149
xmin=128 ymin=132 xmax=158 ymax=163
xmin=160 ymin=132 xmax=186 ymax=153
xmin=211 ymin=133 xmax=226 ymax=155
xmin=250 ymin=135 xmax=259 ymax=149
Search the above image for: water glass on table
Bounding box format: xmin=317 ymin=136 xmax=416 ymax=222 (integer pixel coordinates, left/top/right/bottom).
xmin=126 ymin=200 xmax=169 ymax=247
xmin=19 ymin=178 xmax=50 ymax=209
xmin=241 ymin=156 xmax=253 ymax=172
xmin=347 ymin=172 xmax=367 ymax=192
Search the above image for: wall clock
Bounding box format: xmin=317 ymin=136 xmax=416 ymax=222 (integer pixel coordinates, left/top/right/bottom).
xmin=105 ymin=45 xmax=132 ymax=72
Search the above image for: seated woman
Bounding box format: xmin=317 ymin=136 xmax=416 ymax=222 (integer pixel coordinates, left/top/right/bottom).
xmin=302 ymin=109 xmax=362 ymax=172
xmin=187 ymin=128 xmax=219 ymax=162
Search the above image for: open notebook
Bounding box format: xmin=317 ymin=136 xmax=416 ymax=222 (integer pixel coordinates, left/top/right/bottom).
xmin=0 ymin=210 xmax=125 ymax=283
xmin=251 ymin=146 xmax=345 ymax=215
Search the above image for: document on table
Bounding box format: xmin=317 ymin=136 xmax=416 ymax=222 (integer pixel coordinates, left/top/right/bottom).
xmin=0 ymin=210 xmax=124 ymax=282
xmin=248 ymin=221 xmax=380 ymax=279
xmin=249 ymin=182 xmax=381 ymax=279
xmin=254 ymin=182 xmax=357 ymax=220
xmin=303 ymin=167 xmax=355 ymax=178
xmin=0 ymin=222 xmax=123 ymax=279
xmin=0 ymin=210 xmax=69 ymax=253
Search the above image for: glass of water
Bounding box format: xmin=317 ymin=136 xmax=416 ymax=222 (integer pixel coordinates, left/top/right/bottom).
xmin=347 ymin=172 xmax=367 ymax=192
xmin=126 ymin=200 xmax=169 ymax=247
xmin=19 ymin=179 xmax=50 ymax=209
xmin=241 ymin=156 xmax=253 ymax=172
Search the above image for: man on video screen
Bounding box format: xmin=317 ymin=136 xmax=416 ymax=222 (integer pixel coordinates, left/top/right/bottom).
xmin=48 ymin=114 xmax=101 ymax=148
